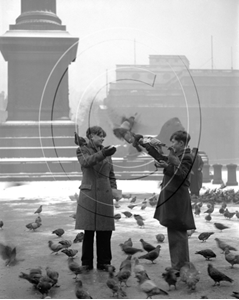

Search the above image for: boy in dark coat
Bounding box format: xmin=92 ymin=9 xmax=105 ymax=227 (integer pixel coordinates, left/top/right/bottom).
xmin=75 ymin=126 xmax=117 ymax=271
xmin=154 ymin=130 xmax=196 ymax=271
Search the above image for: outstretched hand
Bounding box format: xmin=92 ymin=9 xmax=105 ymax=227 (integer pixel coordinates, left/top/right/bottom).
xmin=102 ymin=146 xmax=117 ymax=157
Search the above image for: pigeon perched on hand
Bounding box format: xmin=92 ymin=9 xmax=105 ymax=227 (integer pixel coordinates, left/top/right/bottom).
xmin=207 ymin=263 xmax=233 ymax=286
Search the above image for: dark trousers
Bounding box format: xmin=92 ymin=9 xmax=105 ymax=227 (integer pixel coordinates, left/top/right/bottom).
xmin=81 ymin=230 xmax=112 ymax=267
xmin=167 ymin=228 xmax=189 ymax=271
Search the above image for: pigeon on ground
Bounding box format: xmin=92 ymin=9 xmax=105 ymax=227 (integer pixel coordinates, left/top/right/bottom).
xmin=180 ymin=262 xmax=200 ymax=290
xmin=26 ymin=221 xmax=42 ymax=231
xmin=116 ymin=260 xmax=132 ymax=287
xmin=48 ymin=241 xmax=65 ymax=254
xmin=106 ymin=266 xmax=120 ymax=297
xmin=19 ymin=268 xmax=42 ymax=287
xmin=36 ymin=275 xmax=54 ymax=298
xmin=162 ymin=267 xmax=179 ymax=290
xmin=215 ymin=238 xmax=237 ymax=253
xmin=134 ymin=214 xmax=145 ymax=221
xmin=68 ymin=258 xmax=89 ymax=280
xmin=194 ymin=205 xmax=201 ymax=216
xmin=204 ymin=206 xmax=214 ymax=214
xmin=138 ymin=245 xmax=161 ymax=263
xmin=59 ymin=240 xmax=72 ymax=248
xmin=119 ymin=255 xmax=132 ymax=271
xmin=34 ymin=205 xmax=43 ymax=214
xmin=207 ymin=263 xmax=233 ymax=286
xmin=195 ymin=249 xmax=216 ymax=261
xmin=224 ymin=247 xmax=239 ymax=268
xmin=136 ymin=271 xmax=168 ymax=298
xmin=73 ymin=232 xmax=84 ymax=243
xmin=114 ymin=213 xmax=121 ymax=221
xmin=133 ymin=257 xmax=149 ymax=277
xmin=130 ymin=196 xmax=137 ymax=203
xmin=0 ymin=243 xmax=17 ymax=266
xmin=141 ymin=200 xmax=147 ymax=210
xmin=119 ymin=244 xmax=143 ymax=255
xmin=205 ymin=214 xmax=212 ymax=222
xmin=122 ymin=211 xmax=132 ymax=218
xmin=75 ymin=280 xmax=92 ymax=299
xmin=0 ymin=220 xmax=4 ymax=229
xmin=52 ymin=228 xmax=65 ymax=237
xmin=136 ymin=218 xmax=145 ymax=228
xmin=61 ymin=248 xmax=78 ymax=258
xmin=214 ymin=223 xmax=230 ymax=232
xmin=139 ymin=239 xmax=156 ymax=252
xmin=69 ymin=213 xmax=76 ymax=219
xmin=46 ymin=266 xmax=60 ymax=287
xmin=155 ymin=233 xmax=165 ymax=243
xmin=123 ymin=238 xmax=133 ymax=247
xmin=198 ymin=232 xmax=214 ymax=242
xmin=128 ymin=204 xmax=138 ymax=210
xmin=219 ymin=207 xmax=225 ymax=214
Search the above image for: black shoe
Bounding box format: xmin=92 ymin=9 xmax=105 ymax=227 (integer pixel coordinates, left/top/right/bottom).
xmin=82 ymin=265 xmax=93 ymax=271
xmin=97 ymin=264 xmax=115 ymax=272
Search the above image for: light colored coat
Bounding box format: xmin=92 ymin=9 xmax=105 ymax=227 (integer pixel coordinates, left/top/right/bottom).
xmin=75 ymin=141 xmax=117 ymax=231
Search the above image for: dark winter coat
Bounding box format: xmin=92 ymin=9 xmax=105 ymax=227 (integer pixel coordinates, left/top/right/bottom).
xmin=154 ymin=148 xmax=196 ymax=230
xmin=190 ymin=154 xmax=204 ymax=195
xmin=75 ymin=141 xmax=117 ymax=231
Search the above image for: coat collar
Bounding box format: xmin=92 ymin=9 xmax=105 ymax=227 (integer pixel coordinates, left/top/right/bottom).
xmin=87 ymin=140 xmax=103 ymax=151
xmin=176 ymin=147 xmax=191 ymax=157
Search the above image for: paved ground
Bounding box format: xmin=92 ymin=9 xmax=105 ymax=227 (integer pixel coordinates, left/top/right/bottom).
xmin=0 ymin=180 xmax=239 ymax=299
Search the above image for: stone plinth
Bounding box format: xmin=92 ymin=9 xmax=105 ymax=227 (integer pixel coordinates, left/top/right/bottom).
xmin=212 ymin=164 xmax=223 ymax=184
xmin=202 ymin=164 xmax=211 ymax=183
xmin=226 ymin=164 xmax=238 ymax=186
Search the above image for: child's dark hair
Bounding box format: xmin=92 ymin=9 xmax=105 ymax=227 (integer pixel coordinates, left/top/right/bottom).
xmin=86 ymin=126 xmax=106 ymax=139
xmin=170 ymin=130 xmax=191 ymax=146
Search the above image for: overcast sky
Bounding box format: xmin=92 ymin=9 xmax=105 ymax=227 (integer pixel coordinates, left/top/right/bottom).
xmin=0 ymin=0 xmax=238 ymax=103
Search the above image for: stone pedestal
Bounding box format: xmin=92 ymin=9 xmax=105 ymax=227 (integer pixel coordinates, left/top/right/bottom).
xmin=226 ymin=164 xmax=238 ymax=186
xmin=0 ymin=0 xmax=80 ymax=181
xmin=0 ymin=0 xmax=79 ymax=121
xmin=212 ymin=164 xmax=223 ymax=184
xmin=202 ymin=164 xmax=211 ymax=183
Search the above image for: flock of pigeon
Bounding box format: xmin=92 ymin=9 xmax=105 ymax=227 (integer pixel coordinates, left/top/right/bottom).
xmin=0 ymin=186 xmax=239 ymax=299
